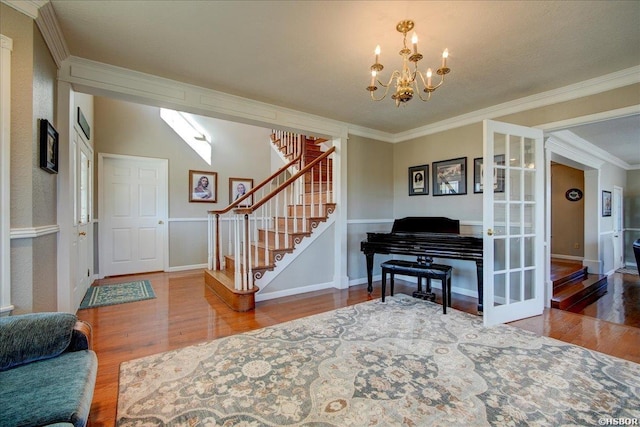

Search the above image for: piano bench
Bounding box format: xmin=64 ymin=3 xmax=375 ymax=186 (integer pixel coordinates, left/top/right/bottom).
xmin=380 ymin=260 xmax=453 ymax=314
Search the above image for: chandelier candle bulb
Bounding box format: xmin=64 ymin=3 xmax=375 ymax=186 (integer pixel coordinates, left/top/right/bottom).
xmin=370 ymin=70 xmax=376 ymax=87
xmin=375 ymin=45 xmax=380 ymax=64
xmin=442 ymin=49 xmax=448 ymax=68
xmin=412 ymin=32 xmax=418 ymax=54
xmin=427 ymin=68 xmax=432 ymax=87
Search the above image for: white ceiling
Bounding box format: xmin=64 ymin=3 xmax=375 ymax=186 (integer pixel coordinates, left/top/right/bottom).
xmin=47 ymin=0 xmax=640 ymax=164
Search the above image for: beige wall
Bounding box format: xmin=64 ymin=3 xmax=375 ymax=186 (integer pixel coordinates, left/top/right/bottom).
xmin=3 ymin=4 xmax=58 ymax=313
xmin=93 ymin=97 xmax=272 ymax=267
xmin=551 ymin=164 xmax=584 ymax=257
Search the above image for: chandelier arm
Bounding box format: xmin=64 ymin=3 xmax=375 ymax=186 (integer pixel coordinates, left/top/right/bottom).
xmin=371 ymin=71 xmax=401 ymax=101
xmin=415 ymin=79 xmax=432 ymax=102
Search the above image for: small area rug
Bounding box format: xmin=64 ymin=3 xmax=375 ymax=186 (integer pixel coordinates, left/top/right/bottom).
xmin=79 ymin=280 xmax=155 ymax=309
xmin=616 ymin=266 xmax=639 ymax=276
xmin=116 ymin=294 xmax=639 ymax=426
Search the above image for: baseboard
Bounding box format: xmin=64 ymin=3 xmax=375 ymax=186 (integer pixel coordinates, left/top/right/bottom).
xmin=167 ymin=263 xmax=207 ymax=272
xmin=349 ymin=274 xmax=478 ymax=298
xmin=255 ymin=280 xmax=336 ymax=302
xmin=550 ymin=254 xmax=584 ymax=262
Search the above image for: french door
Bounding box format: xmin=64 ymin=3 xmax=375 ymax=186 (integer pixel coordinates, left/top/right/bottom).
xmin=482 ymin=120 xmax=545 ymax=326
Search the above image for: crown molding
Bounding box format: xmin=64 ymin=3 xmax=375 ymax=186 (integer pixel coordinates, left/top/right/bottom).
xmin=392 ymin=66 xmax=640 ymax=143
xmin=59 ymin=53 xmax=638 ymax=147
xmin=35 ymin=1 xmax=70 ymax=68
xmin=59 ymin=56 xmax=350 ymax=139
xmin=546 ymin=130 xmax=628 ymax=170
xmin=1 ymin=0 xmax=45 ymax=19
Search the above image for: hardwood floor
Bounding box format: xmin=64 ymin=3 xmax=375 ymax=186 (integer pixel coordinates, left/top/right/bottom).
xmin=77 ymin=270 xmax=640 ymax=426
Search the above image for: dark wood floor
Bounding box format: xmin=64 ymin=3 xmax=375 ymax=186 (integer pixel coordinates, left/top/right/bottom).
xmin=77 ymin=269 xmax=640 ymax=426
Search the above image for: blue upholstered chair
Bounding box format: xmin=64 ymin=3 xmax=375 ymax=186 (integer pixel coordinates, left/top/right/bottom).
xmin=0 ymin=312 xmax=98 ymax=427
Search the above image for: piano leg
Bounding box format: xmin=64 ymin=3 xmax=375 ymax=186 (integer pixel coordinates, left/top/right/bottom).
xmin=365 ymin=253 xmax=374 ymax=293
xmin=476 ymin=261 xmax=484 ymax=314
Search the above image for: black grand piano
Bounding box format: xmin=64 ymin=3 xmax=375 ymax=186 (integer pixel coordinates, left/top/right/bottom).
xmin=361 ymin=217 xmax=484 ymax=312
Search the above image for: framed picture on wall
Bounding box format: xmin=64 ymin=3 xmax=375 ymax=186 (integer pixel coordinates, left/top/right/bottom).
xmin=189 ymin=170 xmax=217 ymax=202
xmin=473 ymin=155 xmax=505 ymax=193
xmin=602 ymin=190 xmax=612 ymax=217
xmin=39 ymin=119 xmax=59 ymax=174
xmin=229 ymin=177 xmax=254 ymax=207
xmin=408 ymin=164 xmax=429 ymax=196
xmin=433 ymin=157 xmax=467 ymax=196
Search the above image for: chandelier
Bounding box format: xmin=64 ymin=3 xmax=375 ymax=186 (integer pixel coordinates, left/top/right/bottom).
xmin=366 ymin=20 xmax=450 ymax=107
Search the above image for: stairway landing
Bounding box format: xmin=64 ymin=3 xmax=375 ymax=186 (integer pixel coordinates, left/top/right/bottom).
xmin=550 ymin=260 xmax=608 ymax=311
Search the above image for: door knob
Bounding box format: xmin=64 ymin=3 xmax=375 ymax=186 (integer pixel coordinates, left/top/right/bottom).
xmin=79 ymin=231 xmax=86 ymax=236
xmin=158 ymin=220 xmax=164 ymax=224
xmin=487 ymin=228 xmax=494 ymax=236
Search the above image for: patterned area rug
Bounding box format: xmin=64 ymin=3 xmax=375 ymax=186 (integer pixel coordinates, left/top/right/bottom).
xmin=116 ymin=294 xmax=639 ymax=426
xmin=79 ymin=280 xmax=155 ymax=309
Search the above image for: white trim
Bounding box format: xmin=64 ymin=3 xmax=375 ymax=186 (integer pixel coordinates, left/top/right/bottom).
xmin=347 ymin=218 xmax=394 ymax=225
xmin=35 ymin=2 xmax=70 ymax=68
xmin=545 ymin=133 xmax=606 ymax=170
xmin=600 ymin=230 xmax=615 ymax=236
xmin=58 ymin=56 xmax=638 ymax=145
xmin=166 ymin=264 xmax=207 ymax=273
xmin=168 ymin=217 xmax=208 ymax=223
xmin=0 ymin=33 xmax=12 ymax=315
xmin=390 ymin=66 xmax=640 ymax=143
xmin=1 ymin=0 xmax=45 ymax=19
xmin=59 ymin=56 xmax=350 ymax=140
xmin=255 ymin=280 xmax=335 ymax=302
xmin=10 ymin=225 xmax=60 ymax=239
xmin=550 ymin=254 xmax=584 ymax=262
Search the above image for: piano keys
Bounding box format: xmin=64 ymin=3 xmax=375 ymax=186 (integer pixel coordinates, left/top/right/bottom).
xmin=361 ymin=216 xmax=484 ymax=312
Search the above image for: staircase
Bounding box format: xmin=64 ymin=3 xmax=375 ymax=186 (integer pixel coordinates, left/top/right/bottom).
xmin=204 ymin=131 xmax=335 ymax=311
xmin=550 ymin=260 xmax=608 ymax=311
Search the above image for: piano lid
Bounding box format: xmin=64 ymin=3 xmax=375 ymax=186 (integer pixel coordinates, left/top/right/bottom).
xmin=390 ymin=217 xmax=460 ymax=234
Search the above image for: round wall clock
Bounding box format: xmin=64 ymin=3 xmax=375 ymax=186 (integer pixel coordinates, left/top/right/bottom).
xmin=565 ymin=188 xmax=583 ymax=202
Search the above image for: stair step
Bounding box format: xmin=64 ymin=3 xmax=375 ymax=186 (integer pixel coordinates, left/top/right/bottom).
xmin=204 ymin=269 xmax=259 ymax=312
xmin=551 ymin=274 xmax=608 ymax=311
xmin=224 ymin=254 xmax=274 ymax=275
xmin=288 ymin=203 xmax=335 ymax=217
xmin=259 ymin=228 xmax=311 ymax=247
xmin=553 ymin=266 xmax=588 ymax=289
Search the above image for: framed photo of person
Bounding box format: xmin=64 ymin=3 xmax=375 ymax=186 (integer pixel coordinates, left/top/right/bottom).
xmin=473 ymin=155 xmax=505 ymax=193
xmin=189 ymin=170 xmax=217 ymax=203
xmin=229 ymin=177 xmax=254 ymax=207
xmin=39 ymin=119 xmax=59 ymax=174
xmin=432 ymin=157 xmax=467 ymax=196
xmin=408 ymin=164 xmax=429 ymax=196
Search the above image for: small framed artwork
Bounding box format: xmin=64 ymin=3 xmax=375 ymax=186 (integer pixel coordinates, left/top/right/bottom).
xmin=408 ymin=164 xmax=429 ymax=196
xmin=602 ymin=190 xmax=612 ymax=217
xmin=39 ymin=119 xmax=59 ymax=174
xmin=189 ymin=170 xmax=217 ymax=203
xmin=433 ymin=157 xmax=467 ymax=196
xmin=229 ymin=177 xmax=254 ymax=207
xmin=77 ymin=107 xmax=91 ymax=140
xmin=473 ymin=155 xmax=505 ymax=193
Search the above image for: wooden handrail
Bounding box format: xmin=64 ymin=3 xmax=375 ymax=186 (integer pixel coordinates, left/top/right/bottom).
xmin=208 ymin=135 xmax=305 ymax=215
xmin=235 ymin=146 xmax=335 ymax=214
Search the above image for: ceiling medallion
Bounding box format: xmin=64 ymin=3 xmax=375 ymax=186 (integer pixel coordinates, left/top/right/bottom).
xmin=366 ymin=20 xmax=451 ymax=107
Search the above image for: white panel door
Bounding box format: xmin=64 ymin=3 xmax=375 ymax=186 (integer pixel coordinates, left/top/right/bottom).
xmin=483 ymin=120 xmax=545 ymax=326
xmin=101 ymin=155 xmax=167 ymax=276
